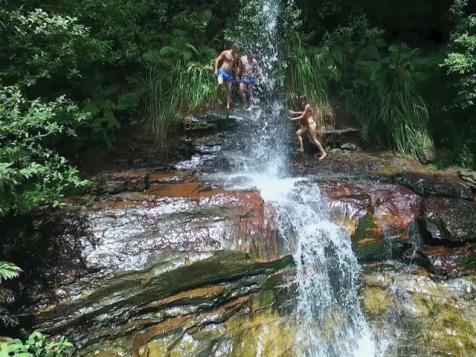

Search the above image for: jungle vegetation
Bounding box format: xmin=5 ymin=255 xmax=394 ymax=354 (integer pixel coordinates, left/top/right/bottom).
xmin=0 ymin=0 xmax=474 ymax=217
xmin=0 ymin=1 xmax=475 ymax=352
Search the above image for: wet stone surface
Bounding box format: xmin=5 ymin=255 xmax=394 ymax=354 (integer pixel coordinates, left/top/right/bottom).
xmin=420 ymin=197 xmax=476 ymax=244
xmin=8 ymin=110 xmax=476 ymax=356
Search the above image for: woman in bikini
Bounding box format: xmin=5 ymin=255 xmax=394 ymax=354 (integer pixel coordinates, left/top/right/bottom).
xmin=288 ymin=98 xmax=327 ymax=160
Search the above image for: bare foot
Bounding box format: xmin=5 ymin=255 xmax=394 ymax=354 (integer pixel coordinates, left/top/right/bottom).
xmin=298 ymin=147 xmax=304 ymax=153
xmin=318 ymin=152 xmax=327 ymax=160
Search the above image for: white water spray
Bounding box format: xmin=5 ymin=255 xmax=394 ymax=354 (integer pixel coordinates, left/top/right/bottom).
xmin=228 ymin=174 xmax=376 ymax=357
xmin=224 ymin=1 xmax=377 ymax=355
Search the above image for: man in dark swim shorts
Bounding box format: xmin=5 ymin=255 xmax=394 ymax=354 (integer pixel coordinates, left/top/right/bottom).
xmin=238 ymin=52 xmax=263 ymax=110
xmin=214 ymin=43 xmax=240 ymax=110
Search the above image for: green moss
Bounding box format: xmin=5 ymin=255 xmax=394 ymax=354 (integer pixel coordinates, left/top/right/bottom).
xmin=351 ymin=214 xmax=387 ymax=262
xmin=411 ymin=294 xmax=476 ymax=356
xmin=362 ymin=287 xmax=390 ymax=316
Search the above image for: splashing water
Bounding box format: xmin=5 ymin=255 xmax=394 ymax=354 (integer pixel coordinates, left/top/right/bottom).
xmin=227 ymin=174 xmax=376 ymax=356
xmin=223 ymin=1 xmax=377 ymax=355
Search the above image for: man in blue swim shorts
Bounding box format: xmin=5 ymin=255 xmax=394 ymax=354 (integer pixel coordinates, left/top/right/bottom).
xmin=238 ymin=52 xmax=263 ymax=110
xmin=214 ymin=43 xmax=240 ymax=110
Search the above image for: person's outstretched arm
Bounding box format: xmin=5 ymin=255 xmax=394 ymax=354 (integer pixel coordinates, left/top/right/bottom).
xmin=288 ymin=113 xmax=304 ymax=121
xmin=289 ymin=109 xmax=303 ymax=115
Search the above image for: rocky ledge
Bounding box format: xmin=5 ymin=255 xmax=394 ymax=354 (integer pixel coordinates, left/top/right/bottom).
xmin=2 ymin=111 xmax=475 ymax=356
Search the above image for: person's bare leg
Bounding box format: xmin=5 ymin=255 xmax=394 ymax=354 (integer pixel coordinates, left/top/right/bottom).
xmin=216 ymin=76 xmax=224 ymax=105
xmin=296 ymin=128 xmax=306 ymax=153
xmin=247 ymin=84 xmax=253 ymax=110
xmin=239 ymin=82 xmax=248 ymax=108
xmin=226 ymin=82 xmax=232 ymax=110
xmin=309 ymin=124 xmax=327 ymax=159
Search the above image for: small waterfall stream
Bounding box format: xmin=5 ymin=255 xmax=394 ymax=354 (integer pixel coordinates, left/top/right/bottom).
xmin=224 ymin=0 xmax=377 ymax=355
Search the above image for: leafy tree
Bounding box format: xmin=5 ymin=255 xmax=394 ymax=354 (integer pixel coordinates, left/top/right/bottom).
xmin=0 ymin=86 xmax=89 ymax=215
xmin=440 ymin=0 xmax=476 ymax=167
xmin=442 ymin=0 xmax=476 ymax=110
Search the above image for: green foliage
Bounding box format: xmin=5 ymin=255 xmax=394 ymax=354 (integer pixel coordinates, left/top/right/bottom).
xmin=146 ymin=7 xmax=221 ymax=150
xmin=283 ymin=5 xmax=341 ymax=126
xmin=0 ymin=7 xmax=105 ymax=90
xmin=0 ymin=261 xmax=21 ymax=327
xmin=147 ymin=61 xmax=217 ymax=151
xmin=0 ymin=331 xmax=73 ymax=357
xmin=349 ymin=42 xmax=434 ymax=159
xmin=442 ymin=0 xmax=476 ymax=110
xmin=224 ymin=0 xmax=263 ymax=49
xmin=437 ymin=0 xmax=476 ymax=168
xmin=0 ymin=86 xmax=89 ymax=215
xmin=0 ymin=262 xmax=21 ymax=282
xmin=285 ymin=13 xmax=434 ymax=159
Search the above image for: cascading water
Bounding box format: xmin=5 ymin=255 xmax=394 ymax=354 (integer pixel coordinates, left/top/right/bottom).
xmin=222 ymin=0 xmax=378 ymax=356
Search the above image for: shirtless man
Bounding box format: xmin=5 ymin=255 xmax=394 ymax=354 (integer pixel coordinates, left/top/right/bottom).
xmin=214 ymin=43 xmax=240 ymax=110
xmin=288 ymin=98 xmax=327 ymax=160
xmin=238 ymin=52 xmax=263 ymax=110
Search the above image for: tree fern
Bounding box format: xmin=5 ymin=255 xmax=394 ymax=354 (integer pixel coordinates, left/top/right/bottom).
xmin=0 ymin=261 xmax=21 ymax=282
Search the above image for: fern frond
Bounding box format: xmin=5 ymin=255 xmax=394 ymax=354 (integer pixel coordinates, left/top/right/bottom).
xmin=0 ymin=261 xmax=22 ymax=282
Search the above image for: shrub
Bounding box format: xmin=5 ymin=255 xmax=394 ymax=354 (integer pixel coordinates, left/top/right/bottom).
xmin=0 ymin=331 xmax=73 ymax=357
xmin=0 ymin=87 xmax=89 ymax=215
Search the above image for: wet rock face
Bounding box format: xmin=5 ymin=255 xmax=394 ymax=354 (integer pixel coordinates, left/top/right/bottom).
xmin=362 ymin=265 xmax=476 ymax=356
xmin=32 ymin=252 xmax=294 ymax=354
xmin=16 ymin=171 xmax=296 ymax=354
xmin=418 ymin=245 xmax=476 ymax=278
xmin=420 ymin=197 xmax=476 ymax=244
xmin=321 ymin=180 xmax=421 ymax=261
xmin=81 ymin=181 xmax=286 ymax=276
xmin=392 ymin=172 xmax=473 ymax=200
xmin=8 ymin=108 xmax=476 ymax=356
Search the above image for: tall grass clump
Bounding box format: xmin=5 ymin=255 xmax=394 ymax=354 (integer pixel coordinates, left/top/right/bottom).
xmin=286 ymin=14 xmax=435 ymax=160
xmin=147 ymin=61 xmax=216 ymax=151
xmin=349 ymin=43 xmax=435 ymax=159
xmin=286 ymin=33 xmax=339 ymax=128
xmin=281 ymin=2 xmax=340 ymax=128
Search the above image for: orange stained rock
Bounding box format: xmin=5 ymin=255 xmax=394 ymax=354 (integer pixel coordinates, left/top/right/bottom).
xmin=149 ymin=182 xmax=210 ymax=197
xmin=111 ymin=170 xmax=189 ymax=182
xmin=421 ymin=245 xmax=471 ymax=258
xmin=132 ymin=315 xmax=189 ymax=357
xmin=145 ymin=285 xmax=227 ymax=308
xmin=132 ymin=295 xmax=250 ymax=356
xmin=148 ymin=182 xmax=272 ymax=237
xmin=357 ymin=238 xmax=381 ymax=246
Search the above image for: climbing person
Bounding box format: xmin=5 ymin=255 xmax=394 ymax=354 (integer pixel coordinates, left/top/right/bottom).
xmin=288 ymin=97 xmax=327 ymax=160
xmin=214 ymin=43 xmax=240 ymax=110
xmin=238 ymin=52 xmax=263 ymax=110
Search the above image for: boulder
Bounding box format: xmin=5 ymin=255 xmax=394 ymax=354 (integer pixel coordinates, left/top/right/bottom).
xmin=322 ymin=180 xmax=421 ymax=262
xmin=418 ymin=245 xmax=476 ymax=278
xmin=392 ymin=172 xmax=473 ymax=201
xmin=420 ymin=197 xmax=476 ymax=244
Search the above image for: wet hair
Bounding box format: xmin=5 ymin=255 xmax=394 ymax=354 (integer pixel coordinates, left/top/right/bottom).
xmin=299 ymin=96 xmax=308 ymax=110
xmin=231 ymin=43 xmax=240 ymax=52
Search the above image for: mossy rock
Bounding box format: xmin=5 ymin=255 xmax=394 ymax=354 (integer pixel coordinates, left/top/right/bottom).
xmin=351 ymin=214 xmax=387 ymax=262
xmin=362 ymin=286 xmax=390 ymax=316
xmin=412 ymin=294 xmax=476 ymax=356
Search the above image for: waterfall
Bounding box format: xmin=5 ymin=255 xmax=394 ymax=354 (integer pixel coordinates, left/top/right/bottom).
xmin=224 ymin=1 xmax=377 ymax=355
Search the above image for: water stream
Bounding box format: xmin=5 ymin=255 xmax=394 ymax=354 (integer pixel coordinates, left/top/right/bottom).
xmin=223 ymin=0 xmax=377 ymax=355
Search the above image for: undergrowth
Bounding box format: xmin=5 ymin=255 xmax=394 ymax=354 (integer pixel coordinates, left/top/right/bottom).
xmin=147 ymin=61 xmax=217 ymax=151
